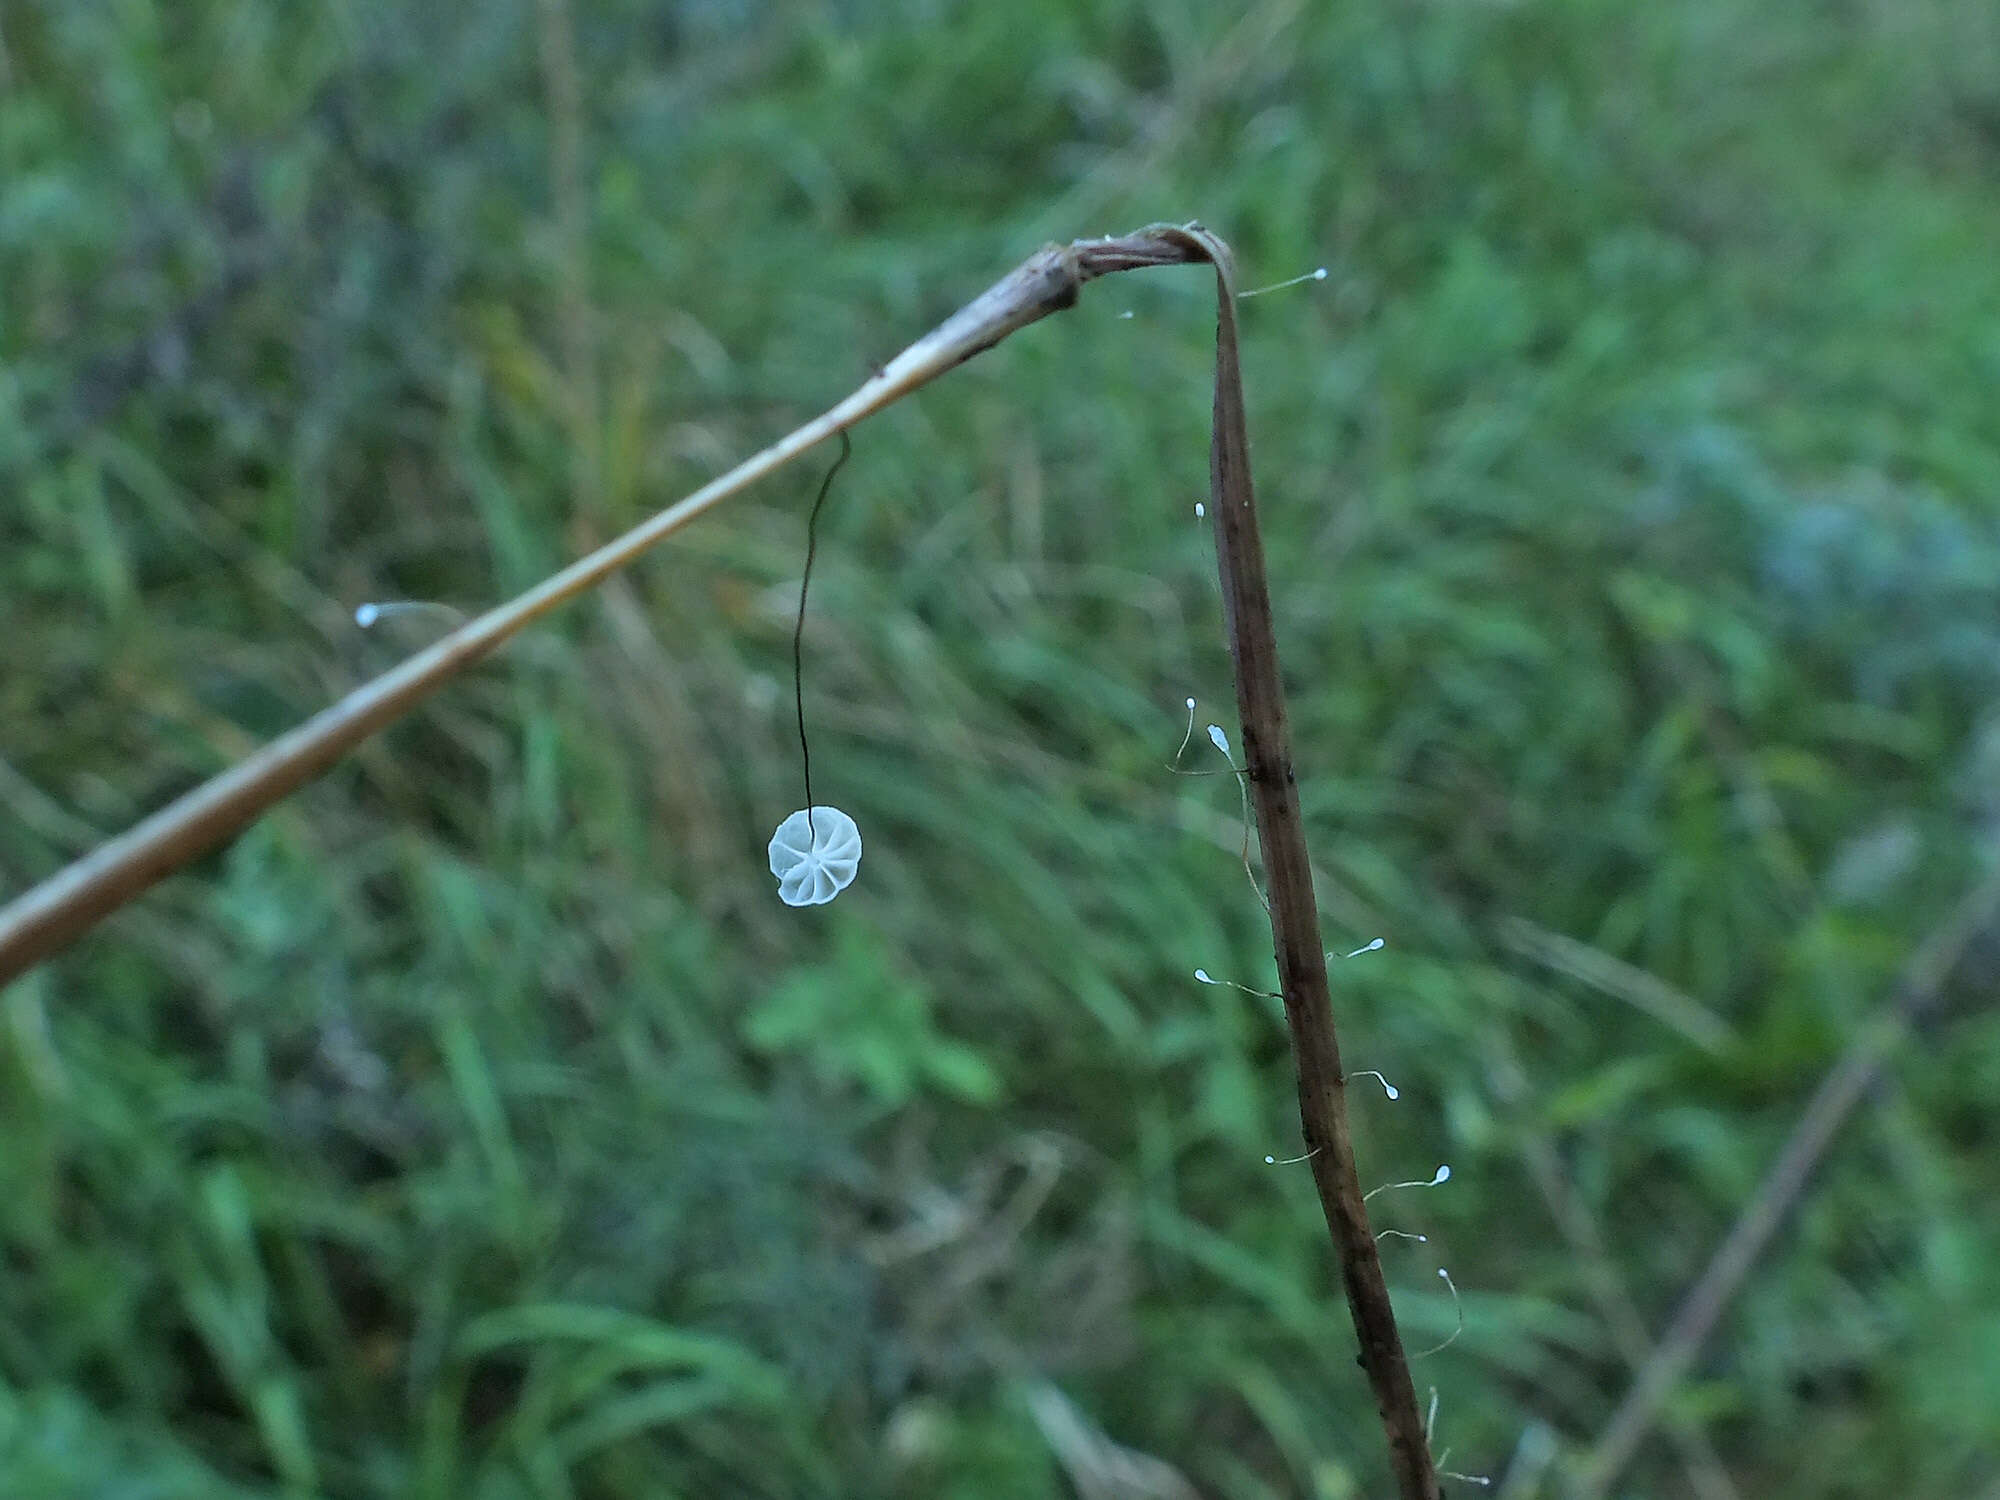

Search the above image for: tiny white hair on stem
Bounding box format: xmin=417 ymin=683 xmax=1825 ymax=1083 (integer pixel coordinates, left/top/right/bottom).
xmin=1364 ymin=1164 xmax=1450 ymax=1202
xmin=1337 ymin=937 xmax=1385 ymax=958
xmin=354 ymin=600 xmax=466 ymax=630
xmin=1166 ymin=706 xmax=1238 ymax=778
xmin=1164 ymin=707 xmax=1267 ymax=915
xmin=1375 ymin=1228 xmax=1428 ymax=1245
xmin=1210 ymin=725 xmax=1263 ymax=908
xmin=1264 ymin=1146 xmax=1321 ymax=1165
xmin=1172 ymin=697 xmax=1198 ymax=766
xmin=1414 ymin=1268 xmax=1465 ymax=1359
xmin=1351 ymin=1069 xmax=1399 ymax=1101
xmin=1193 ymin=968 xmax=1280 ymax=1000
xmin=1237 ymin=266 xmax=1328 ymax=299
xmin=1426 ymin=1384 xmax=1491 ymax=1486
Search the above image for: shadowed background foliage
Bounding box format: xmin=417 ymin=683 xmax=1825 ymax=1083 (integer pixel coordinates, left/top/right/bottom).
xmin=5 ymin=1 xmax=2000 ymax=1495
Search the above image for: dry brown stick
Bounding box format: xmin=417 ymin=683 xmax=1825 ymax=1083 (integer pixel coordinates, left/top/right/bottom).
xmin=1580 ymin=862 xmax=2000 ymax=1492
xmin=1167 ymin=222 xmax=1439 ymax=1500
xmin=0 ymin=221 xmax=1443 ymax=1496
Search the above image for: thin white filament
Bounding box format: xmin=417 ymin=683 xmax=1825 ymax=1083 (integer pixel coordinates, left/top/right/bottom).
xmin=1351 ymin=1069 xmax=1400 ymax=1101
xmin=1165 ymin=708 xmax=1267 ymax=915
xmin=1237 ymin=266 xmax=1328 ymax=299
xmin=1205 ymin=725 xmax=1268 ymax=915
xmin=1414 ymin=1268 xmax=1465 ymax=1359
xmin=1363 ymin=1164 xmax=1451 ymax=1202
xmin=354 ymin=600 xmax=467 ymax=630
xmin=1193 ymin=968 xmax=1280 ymax=1000
xmin=1172 ymin=697 xmax=1198 ymax=766
xmin=1263 ymin=1147 xmax=1320 ymax=1165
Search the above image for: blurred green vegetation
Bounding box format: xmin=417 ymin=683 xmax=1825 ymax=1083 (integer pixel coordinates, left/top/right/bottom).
xmin=5 ymin=0 xmax=2000 ymax=1495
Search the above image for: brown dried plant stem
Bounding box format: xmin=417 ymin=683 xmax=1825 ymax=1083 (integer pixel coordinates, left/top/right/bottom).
xmin=0 ymin=223 xmax=1440 ymax=1498
xmin=1172 ymin=224 xmax=1439 ymax=1500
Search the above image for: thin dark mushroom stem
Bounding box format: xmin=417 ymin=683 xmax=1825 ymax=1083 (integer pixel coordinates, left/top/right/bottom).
xmin=793 ymin=428 xmax=853 ymax=840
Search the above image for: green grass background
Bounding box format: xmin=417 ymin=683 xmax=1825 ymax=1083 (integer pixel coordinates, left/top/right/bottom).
xmin=5 ymin=1 xmax=2000 ymax=1495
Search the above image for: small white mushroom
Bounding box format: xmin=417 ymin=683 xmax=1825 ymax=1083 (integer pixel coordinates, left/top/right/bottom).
xmin=768 ymin=806 xmax=862 ymax=906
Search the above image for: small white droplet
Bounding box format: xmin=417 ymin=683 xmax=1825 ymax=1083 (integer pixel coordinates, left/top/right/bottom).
xmin=1194 ymin=501 xmax=1206 ymax=518
xmin=1185 ymin=697 xmax=1196 ymax=710
xmin=1347 ymin=937 xmax=1385 ymax=957
xmin=354 ymin=603 xmax=380 ymax=628
xmin=1117 ymin=310 xmax=1134 ymax=320
xmin=1193 ymin=969 xmax=1214 ymax=984
xmin=1207 ymin=725 xmax=1231 ymax=758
